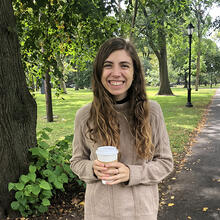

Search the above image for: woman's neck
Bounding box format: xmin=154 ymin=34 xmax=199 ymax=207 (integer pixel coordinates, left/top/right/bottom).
xmin=115 ymin=95 xmax=130 ymax=104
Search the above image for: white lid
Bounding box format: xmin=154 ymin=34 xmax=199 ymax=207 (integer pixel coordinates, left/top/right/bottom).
xmin=96 ymin=146 xmax=118 ymax=155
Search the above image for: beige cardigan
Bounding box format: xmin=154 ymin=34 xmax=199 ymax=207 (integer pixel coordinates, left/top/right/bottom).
xmin=70 ymin=100 xmax=173 ymax=220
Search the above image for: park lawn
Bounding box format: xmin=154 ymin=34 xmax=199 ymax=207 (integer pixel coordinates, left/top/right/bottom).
xmin=35 ymin=86 xmax=216 ymax=154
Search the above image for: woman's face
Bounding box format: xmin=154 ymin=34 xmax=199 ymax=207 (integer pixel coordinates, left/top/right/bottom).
xmin=101 ymin=49 xmax=134 ymax=101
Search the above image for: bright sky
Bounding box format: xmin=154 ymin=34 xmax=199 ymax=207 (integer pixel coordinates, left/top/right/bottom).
xmin=209 ymin=4 xmax=220 ymax=48
xmin=209 ymin=5 xmax=220 ymax=20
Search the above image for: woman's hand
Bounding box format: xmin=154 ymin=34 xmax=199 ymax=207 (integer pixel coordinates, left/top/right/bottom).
xmin=93 ymin=160 xmax=130 ymax=185
xmin=93 ymin=160 xmax=109 ymax=180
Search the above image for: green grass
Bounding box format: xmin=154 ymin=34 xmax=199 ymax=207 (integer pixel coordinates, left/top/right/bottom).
xmin=35 ymin=86 xmax=217 ymax=153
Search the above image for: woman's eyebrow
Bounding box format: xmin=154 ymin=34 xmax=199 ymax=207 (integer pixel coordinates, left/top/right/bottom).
xmin=120 ymin=61 xmax=132 ymax=65
xmin=104 ymin=61 xmax=113 ymax=64
xmin=104 ymin=61 xmax=132 ymax=65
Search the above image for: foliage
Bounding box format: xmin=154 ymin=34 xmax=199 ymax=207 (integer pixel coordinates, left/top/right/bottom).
xmin=13 ymin=0 xmax=119 ymax=91
xmin=8 ymin=128 xmax=84 ymax=217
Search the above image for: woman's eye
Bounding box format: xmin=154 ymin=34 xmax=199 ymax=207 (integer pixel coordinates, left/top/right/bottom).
xmin=121 ymin=64 xmax=129 ymax=69
xmin=103 ymin=64 xmax=112 ymax=68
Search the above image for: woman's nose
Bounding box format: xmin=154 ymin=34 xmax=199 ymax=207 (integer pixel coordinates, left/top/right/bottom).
xmin=112 ymin=65 xmax=121 ymax=76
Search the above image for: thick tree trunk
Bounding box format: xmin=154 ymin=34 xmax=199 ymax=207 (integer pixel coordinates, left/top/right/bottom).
xmin=0 ymin=0 xmax=37 ymax=218
xmin=156 ymin=27 xmax=173 ymax=95
xmin=44 ymin=70 xmax=53 ymax=122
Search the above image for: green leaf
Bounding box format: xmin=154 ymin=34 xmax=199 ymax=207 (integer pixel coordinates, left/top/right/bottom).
xmin=8 ymin=183 xmax=15 ymax=191
xmin=24 ymin=185 xmax=32 ymax=196
xmin=41 ymin=132 xmax=50 ymax=140
xmin=48 ymin=172 xmax=56 ymax=183
xmin=58 ymin=173 xmax=68 ymax=183
xmin=44 ymin=127 xmax=53 ymax=132
xmin=15 ymin=183 xmax=25 ymax=191
xmin=38 ymin=141 xmax=50 ymax=149
xmin=42 ymin=198 xmax=50 ymax=206
xmin=54 ymin=180 xmax=63 ymax=189
xmin=29 ymin=197 xmax=37 ymax=204
xmin=42 ymin=169 xmax=52 ymax=177
xmin=54 ymin=166 xmax=63 ymax=176
xmin=11 ymin=201 xmax=20 ymax=210
xmin=39 ymin=180 xmax=51 ymax=190
xmin=20 ymin=175 xmax=29 ymax=184
xmin=28 ymin=173 xmax=36 ymax=182
xmin=15 ymin=191 xmax=23 ymax=200
xmin=30 ymin=147 xmax=49 ymax=160
xmin=41 ymin=190 xmax=52 ymax=199
xmin=32 ymin=185 xmax=41 ymax=196
xmin=29 ymin=165 xmax=37 ymax=173
xmin=38 ymin=204 xmax=48 ymax=213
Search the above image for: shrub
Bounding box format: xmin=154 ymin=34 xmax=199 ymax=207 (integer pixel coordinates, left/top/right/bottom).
xmin=8 ymin=128 xmax=85 ymax=217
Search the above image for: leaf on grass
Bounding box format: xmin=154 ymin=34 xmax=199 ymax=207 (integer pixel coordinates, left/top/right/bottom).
xmin=168 ymin=203 xmax=175 ymax=207
xmin=202 ymin=207 xmax=208 ymax=212
xmin=187 ymin=216 xmax=192 ymax=219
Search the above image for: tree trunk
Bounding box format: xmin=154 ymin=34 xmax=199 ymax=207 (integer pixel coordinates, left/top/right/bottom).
xmin=56 ymin=54 xmax=67 ymax=94
xmin=0 ymin=0 xmax=37 ymax=218
xmin=195 ymin=3 xmax=201 ymax=91
xmin=156 ymin=27 xmax=173 ymax=95
xmin=129 ymin=0 xmax=138 ymax=41
xmin=184 ymin=69 xmax=188 ymax=88
xmin=44 ymin=70 xmax=53 ymax=122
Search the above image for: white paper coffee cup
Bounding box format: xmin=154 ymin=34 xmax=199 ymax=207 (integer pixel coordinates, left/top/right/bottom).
xmin=96 ymin=146 xmax=118 ymax=184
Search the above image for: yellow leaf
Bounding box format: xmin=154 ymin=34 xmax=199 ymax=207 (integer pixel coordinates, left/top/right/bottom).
xmin=171 ymin=196 xmax=175 ymax=200
xmin=187 ymin=216 xmax=192 ymax=219
xmin=168 ymin=203 xmax=175 ymax=207
xmin=217 ymin=179 xmax=220 ymax=182
xmin=79 ymin=201 xmax=85 ymax=206
xmin=202 ymin=207 xmax=208 ymax=212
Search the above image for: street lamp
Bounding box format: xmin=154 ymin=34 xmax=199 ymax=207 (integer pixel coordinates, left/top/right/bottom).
xmin=186 ymin=23 xmax=194 ymax=107
xmin=210 ymin=64 xmax=213 ymax=88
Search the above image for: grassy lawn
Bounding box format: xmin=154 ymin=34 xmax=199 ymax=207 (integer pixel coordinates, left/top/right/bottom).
xmin=35 ymin=86 xmax=217 ymax=154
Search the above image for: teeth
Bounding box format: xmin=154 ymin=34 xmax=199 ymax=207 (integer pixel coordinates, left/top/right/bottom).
xmin=110 ymin=81 xmax=123 ymax=85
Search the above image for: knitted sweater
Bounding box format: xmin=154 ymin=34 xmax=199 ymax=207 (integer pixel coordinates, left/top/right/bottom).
xmin=70 ymin=100 xmax=173 ymax=220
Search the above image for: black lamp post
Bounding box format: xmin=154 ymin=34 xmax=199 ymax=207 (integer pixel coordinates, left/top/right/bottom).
xmin=186 ymin=23 xmax=194 ymax=107
xmin=210 ymin=64 xmax=213 ymax=88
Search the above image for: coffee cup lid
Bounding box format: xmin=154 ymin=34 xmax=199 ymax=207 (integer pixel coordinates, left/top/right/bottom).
xmin=96 ymin=146 xmax=118 ymax=155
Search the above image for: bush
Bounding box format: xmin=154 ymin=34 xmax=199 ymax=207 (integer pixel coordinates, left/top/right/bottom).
xmin=8 ymin=128 xmax=85 ymax=217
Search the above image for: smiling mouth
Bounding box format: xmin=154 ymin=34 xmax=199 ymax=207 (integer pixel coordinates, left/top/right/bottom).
xmin=108 ymin=80 xmax=125 ymax=86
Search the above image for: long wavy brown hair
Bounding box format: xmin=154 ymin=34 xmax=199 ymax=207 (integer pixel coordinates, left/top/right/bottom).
xmin=87 ymin=38 xmax=154 ymax=159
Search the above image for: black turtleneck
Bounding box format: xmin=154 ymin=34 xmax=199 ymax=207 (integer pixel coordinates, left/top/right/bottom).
xmin=115 ymin=95 xmax=130 ymax=104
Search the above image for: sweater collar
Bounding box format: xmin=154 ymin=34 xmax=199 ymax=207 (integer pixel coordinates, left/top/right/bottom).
xmin=114 ymin=100 xmax=130 ymax=112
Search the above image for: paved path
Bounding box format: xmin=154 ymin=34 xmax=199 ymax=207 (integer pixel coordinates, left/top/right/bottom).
xmin=158 ymin=88 xmax=220 ymax=220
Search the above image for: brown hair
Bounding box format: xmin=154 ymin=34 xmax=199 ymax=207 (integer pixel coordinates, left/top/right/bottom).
xmin=87 ymin=38 xmax=154 ymax=159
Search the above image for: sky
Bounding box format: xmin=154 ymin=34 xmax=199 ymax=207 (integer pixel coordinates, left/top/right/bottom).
xmin=208 ymin=4 xmax=220 ymax=47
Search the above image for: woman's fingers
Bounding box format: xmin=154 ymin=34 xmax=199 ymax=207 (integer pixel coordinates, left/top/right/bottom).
xmin=93 ymin=160 xmax=108 ymax=179
xmin=102 ymin=162 xmax=130 ymax=184
xmin=93 ymin=160 xmax=130 ymax=184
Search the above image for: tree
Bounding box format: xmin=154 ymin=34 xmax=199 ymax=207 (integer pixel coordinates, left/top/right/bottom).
xmin=135 ymin=0 xmax=190 ymax=95
xmin=191 ymin=0 xmax=216 ymax=91
xmin=0 ymin=0 xmax=37 ymax=218
xmin=13 ymin=0 xmax=119 ymax=122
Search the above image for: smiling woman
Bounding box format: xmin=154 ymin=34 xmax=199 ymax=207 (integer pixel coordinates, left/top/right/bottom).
xmin=70 ymin=38 xmax=173 ymax=220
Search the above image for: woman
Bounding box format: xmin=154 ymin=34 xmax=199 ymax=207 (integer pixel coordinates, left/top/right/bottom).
xmin=70 ymin=38 xmax=173 ymax=220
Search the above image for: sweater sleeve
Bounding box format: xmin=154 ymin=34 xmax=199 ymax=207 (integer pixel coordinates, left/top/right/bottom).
xmin=69 ymin=107 xmax=98 ymax=184
xmin=127 ymin=101 xmax=173 ymax=186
